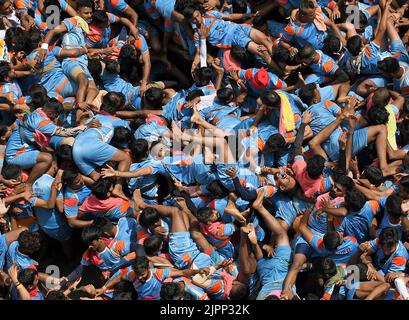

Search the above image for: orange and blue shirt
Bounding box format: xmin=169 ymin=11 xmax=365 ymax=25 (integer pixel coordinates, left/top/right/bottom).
xmin=369 ymin=238 xmax=408 ymax=276
xmin=309 ymin=235 xmax=359 ymax=265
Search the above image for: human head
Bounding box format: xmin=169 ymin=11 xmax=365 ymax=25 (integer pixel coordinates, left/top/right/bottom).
xmin=229 ymin=281 xmax=249 ymax=300
xmin=347 ymin=35 xmax=364 ymax=57
xmin=91 ymin=10 xmax=109 ymax=28
xmin=130 ymin=139 xmax=149 ymax=163
xmin=18 ymin=230 xmax=41 ymax=257
xmin=132 ymin=256 xmax=151 ymax=283
xmin=306 ymin=155 xmax=325 ymax=179
xmin=17 ymin=268 xmax=39 ymax=291
xmin=371 ymin=88 xmax=391 ymax=108
xmin=205 ymin=180 xmax=229 ymax=198
xmin=323 ymin=35 xmax=343 ymax=60
xmin=182 ymin=5 xmax=204 ymax=25
xmin=160 ymin=282 xmax=186 ymax=300
xmin=216 ymin=88 xmax=234 ymax=104
xmin=46 ymin=290 xmax=68 ymax=300
xmin=367 ymin=106 xmax=389 ymax=126
xmin=378 ymin=57 xmax=401 ymax=78
xmin=43 ymin=98 xmax=63 ymax=120
xmin=56 ymin=144 xmax=73 ymax=163
xmin=252 ymin=15 xmax=267 ymax=33
xmin=196 ymin=207 xmax=219 ymax=224
xmin=92 ymin=217 xmax=114 ymax=237
xmin=260 ymin=90 xmax=281 ymax=109
xmin=62 ymin=167 xmax=83 ymax=189
xmin=2 ymin=164 xmax=21 ymax=182
xmin=298 ymin=44 xmax=317 ymax=66
xmin=251 ymin=68 xmax=270 ymax=90
xmin=143 ymin=235 xmax=163 ymax=256
xmin=323 ymin=231 xmax=341 ymax=250
xmin=110 ymin=126 xmax=133 ymax=149
xmin=331 ymin=174 xmax=354 ymax=197
xmin=0 ymin=61 xmax=11 ymax=82
xmin=91 ymin=178 xmax=114 ymax=200
xmin=76 ymin=0 xmax=94 ymax=23
xmin=345 ymin=189 xmax=366 ymax=212
xmin=312 ymin=257 xmax=337 ymax=280
xmin=105 ymin=59 xmax=120 ymax=74
xmin=378 ymin=227 xmax=400 ymax=256
xmin=264 ymin=133 xmax=286 ymax=153
xmin=0 ymin=124 xmax=12 ymax=143
xmin=385 ymin=194 xmax=404 ymax=221
xmin=0 ymin=0 xmax=14 ymax=15
xmin=193 ymin=67 xmax=213 ymax=87
xmin=81 ymin=225 xmax=104 ymax=250
xmin=103 ymin=91 xmax=125 ymax=112
xmin=298 ymin=0 xmax=316 ymax=23
xmin=299 ymin=83 xmax=321 ymax=106
xmin=139 ymin=207 xmax=161 ymax=229
xmin=362 ymin=166 xmax=383 ymax=187
xmin=144 ymin=88 xmax=165 ymax=109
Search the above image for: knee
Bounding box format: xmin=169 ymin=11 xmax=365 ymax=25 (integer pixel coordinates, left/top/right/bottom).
xmin=38 ymin=152 xmax=53 ymax=163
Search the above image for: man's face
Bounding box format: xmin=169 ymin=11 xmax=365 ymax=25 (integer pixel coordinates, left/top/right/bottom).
xmin=276 ymin=172 xmax=296 ymax=191
xmin=79 ymin=7 xmax=93 ymax=23
xmin=192 ymin=10 xmax=202 ymax=26
xmin=136 ymin=269 xmax=150 ymax=283
xmin=90 ymin=239 xmax=101 ymax=251
xmin=45 ymin=110 xmax=59 ymax=121
xmin=0 ymin=0 xmax=13 ymax=15
xmin=70 ymin=174 xmax=84 ymax=189
xmin=299 ymin=8 xmax=315 ymax=23
xmin=381 ymin=244 xmax=397 ymax=256
xmin=209 ymin=210 xmax=219 ymax=223
xmin=330 ymin=182 xmax=345 ymax=197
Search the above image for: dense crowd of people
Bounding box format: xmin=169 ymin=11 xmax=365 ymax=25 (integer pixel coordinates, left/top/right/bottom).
xmin=0 ymin=0 xmax=408 ymax=301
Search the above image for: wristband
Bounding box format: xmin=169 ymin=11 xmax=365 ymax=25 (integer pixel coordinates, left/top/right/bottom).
xmin=41 ymin=43 xmax=49 ymax=50
xmin=16 ymin=284 xmax=23 ymax=290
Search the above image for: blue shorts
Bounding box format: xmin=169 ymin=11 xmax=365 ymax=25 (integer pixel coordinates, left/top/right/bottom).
xmin=323 ymin=127 xmax=368 ymax=160
xmin=231 ymin=25 xmax=252 ymax=48
xmin=138 ymin=20 xmax=159 ymax=38
xmin=390 ymin=40 xmax=409 ymax=63
xmin=0 ymin=234 xmax=7 ymax=269
xmin=7 ymin=150 xmax=40 ymax=169
xmin=366 ymin=76 xmax=387 ymax=88
xmin=154 ymin=0 xmax=176 ymax=20
xmin=49 ymin=136 xmax=63 ymax=150
xmin=41 ymin=225 xmax=72 ymax=241
xmin=275 ymin=202 xmax=298 ymax=228
xmin=169 ymin=231 xmax=204 ymax=269
xmin=62 ymin=59 xmax=93 ymax=81
xmin=319 ymin=85 xmax=335 ymax=101
xmin=305 ymin=73 xmax=323 ymax=85
xmin=73 ymin=131 xmax=118 ymax=176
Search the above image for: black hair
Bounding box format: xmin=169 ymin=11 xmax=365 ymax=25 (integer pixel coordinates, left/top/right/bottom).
xmin=345 ymin=189 xmax=366 ymax=212
xmin=252 ymin=15 xmax=267 ymax=28
xmin=306 ymin=154 xmax=325 ymax=179
xmin=57 ymin=144 xmax=73 ymax=163
xmin=231 ymin=46 xmax=249 ymax=64
xmin=216 ymin=88 xmax=234 ymax=104
xmin=378 ymin=227 xmax=400 ymax=248
xmin=334 ymin=174 xmax=355 ymax=189
xmin=205 ymin=180 xmax=229 ymax=198
xmin=354 ymin=263 xmax=369 ymax=282
xmin=323 ymin=231 xmax=340 ymax=250
xmin=92 ymin=217 xmax=114 ymax=234
xmin=103 ymin=91 xmax=125 ymax=111
xmin=260 ymin=90 xmax=281 ymax=108
xmin=91 ymin=178 xmax=114 ymax=200
xmin=132 ymin=256 xmax=150 ymax=276
xmin=0 ymin=124 xmax=8 ymax=138
xmin=100 ymin=99 xmax=118 ymax=116
xmin=232 ymin=0 xmax=247 ymax=13
xmin=229 ymin=283 xmax=249 ymax=300
xmin=182 ymin=5 xmax=203 ymax=19
xmin=143 ymin=235 xmax=163 ymax=256
xmin=186 ymin=89 xmax=204 ymax=102
xmin=18 ymin=230 xmax=41 ymax=256
xmin=372 ymin=87 xmax=391 ymax=108
xmin=312 ymin=257 xmax=337 ymax=279
xmin=28 ymin=84 xmax=48 ymax=110
xmin=105 ymin=59 xmax=119 ymax=75
xmin=81 ymin=225 xmax=103 ymax=244
xmin=110 ymin=126 xmax=133 ymax=149
xmin=298 ymin=83 xmax=317 ymax=106
xmin=362 ymin=166 xmax=383 ymax=187
xmin=298 ymin=44 xmax=316 ymax=61
xmin=385 ymin=194 xmax=403 ymax=220
xmin=62 ymin=167 xmax=80 ymax=186
xmin=174 ymin=0 xmax=194 ymax=12
xmin=43 ymin=98 xmax=63 ymax=114
xmin=77 ymin=0 xmax=94 ymax=10
xmin=0 ymin=61 xmax=10 ymax=82
xmin=129 ymin=115 xmax=147 ymax=132
xmin=17 ymin=268 xmax=38 ymax=288
xmin=347 ymin=35 xmax=363 ymax=57
xmin=367 ymin=106 xmax=389 ymax=126
xmin=92 ymin=10 xmax=108 ymax=27
xmin=46 ymin=290 xmax=67 ymax=300
xmin=144 ymin=88 xmax=165 ymax=109
xmin=129 ymin=138 xmax=149 ymax=162
xmin=139 ymin=207 xmax=161 ymax=228
xmin=323 ymin=35 xmax=342 ymax=60
xmin=265 ymin=133 xmax=286 ymax=152
xmin=272 ymin=47 xmax=291 ymax=64
xmin=378 ymin=57 xmax=400 ymax=75
xmin=87 ymin=58 xmax=102 ymax=81
xmin=160 ymin=282 xmax=184 ymax=300
xmin=196 ymin=207 xmax=213 ymax=223
xmin=119 ymin=44 xmax=141 ymax=84
xmin=2 ymin=164 xmax=21 ymax=180
xmin=194 ymin=67 xmax=213 ymax=87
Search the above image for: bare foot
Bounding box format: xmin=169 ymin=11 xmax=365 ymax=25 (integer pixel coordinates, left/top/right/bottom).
xmin=252 ymin=188 xmax=265 ymax=210
xmin=190 ymin=104 xmax=204 ymax=126
xmin=225 ymin=199 xmax=246 ymax=225
xmin=241 ymin=208 xmax=251 ymax=219
xmin=247 ymin=223 xmax=258 ymax=244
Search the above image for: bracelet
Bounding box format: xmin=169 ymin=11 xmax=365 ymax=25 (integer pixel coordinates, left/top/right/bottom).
xmin=41 ymin=43 xmax=49 ymax=50
xmin=16 ymin=284 xmax=23 ymax=290
xmin=14 ymin=282 xmax=21 ymax=287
